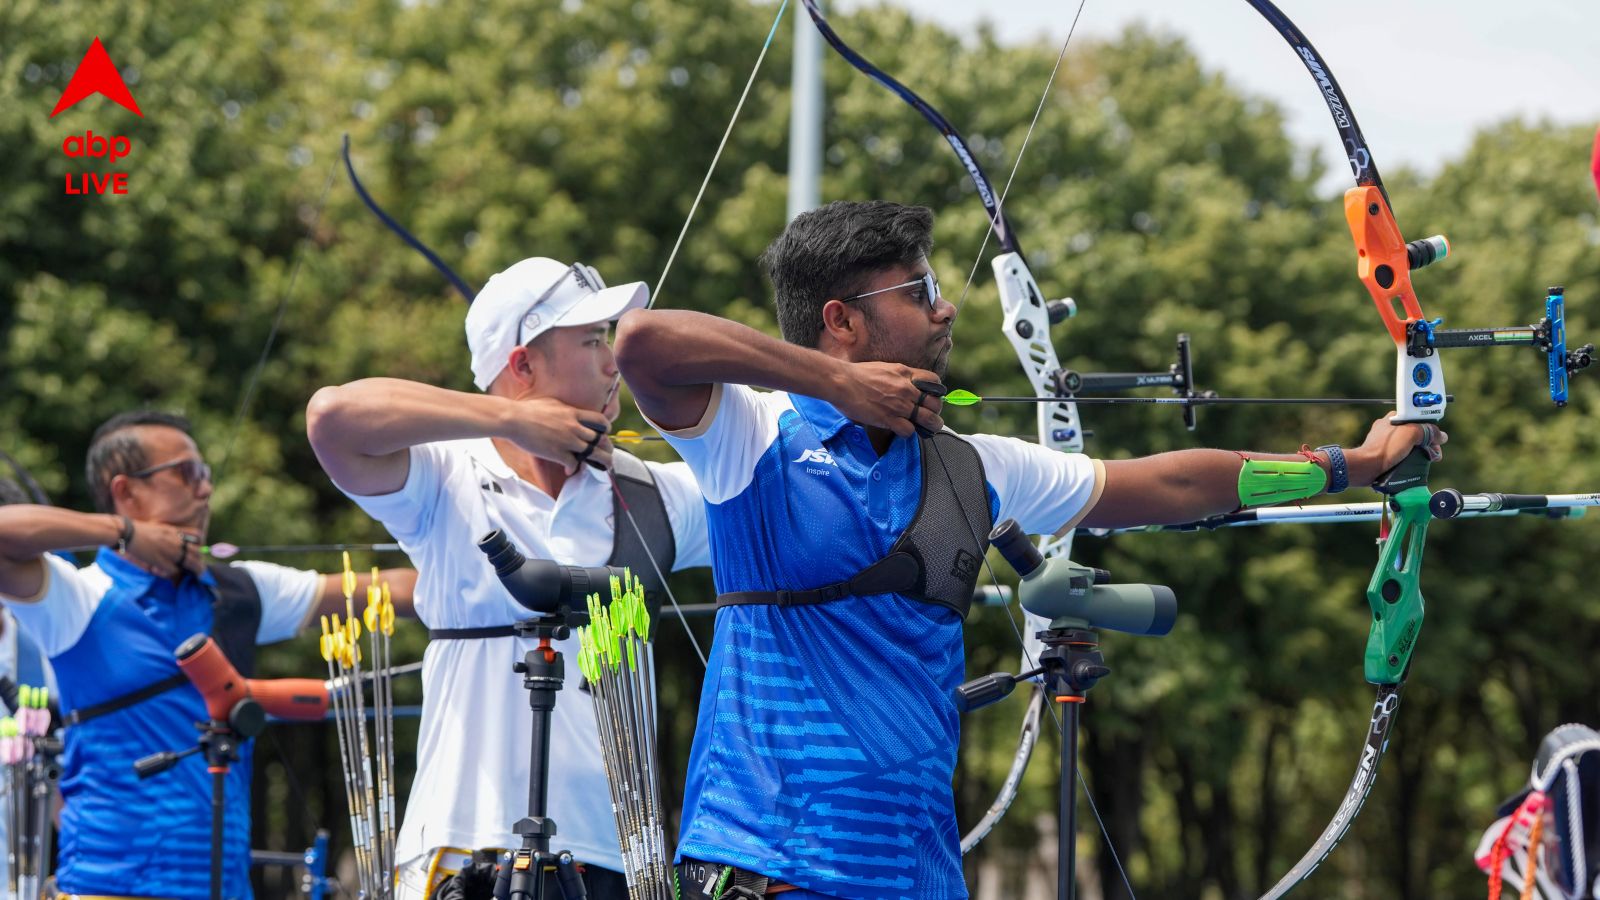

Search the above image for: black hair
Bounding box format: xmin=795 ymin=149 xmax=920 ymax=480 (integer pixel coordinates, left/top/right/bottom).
xmin=759 ymin=200 xmax=935 ymax=347
xmin=85 ymin=410 xmax=194 ymax=513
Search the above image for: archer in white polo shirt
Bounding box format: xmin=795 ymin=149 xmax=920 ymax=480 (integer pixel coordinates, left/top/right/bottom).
xmin=307 ymin=257 xmax=709 ymax=900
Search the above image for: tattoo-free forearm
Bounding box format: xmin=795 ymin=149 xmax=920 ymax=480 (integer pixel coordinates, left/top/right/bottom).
xmin=1089 ymin=447 xmax=1346 ymax=529
xmin=615 ymin=309 xmax=847 ymax=427
xmin=0 ymin=506 xmax=122 ymax=562
xmin=307 ymin=378 xmax=522 ymax=458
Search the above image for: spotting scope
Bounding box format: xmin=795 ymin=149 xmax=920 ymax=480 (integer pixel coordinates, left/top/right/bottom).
xmin=479 ymin=529 xmax=633 ymax=622
xmin=990 ymin=519 xmax=1176 ymax=636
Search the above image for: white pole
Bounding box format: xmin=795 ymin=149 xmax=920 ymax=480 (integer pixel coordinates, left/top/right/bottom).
xmin=787 ymin=0 xmax=824 ymax=220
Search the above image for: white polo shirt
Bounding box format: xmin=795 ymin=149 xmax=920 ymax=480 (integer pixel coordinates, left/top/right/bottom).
xmin=342 ymin=438 xmax=708 ymax=873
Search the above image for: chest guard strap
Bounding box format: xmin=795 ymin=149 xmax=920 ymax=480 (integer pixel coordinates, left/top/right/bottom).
xmin=716 ymin=430 xmax=992 ymax=619
xmin=64 ymin=562 xmax=262 ymax=726
xmin=607 ymin=449 xmax=677 ymax=621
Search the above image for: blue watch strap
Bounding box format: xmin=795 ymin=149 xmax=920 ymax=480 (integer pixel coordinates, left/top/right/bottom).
xmin=1316 ymin=444 xmax=1349 ymax=494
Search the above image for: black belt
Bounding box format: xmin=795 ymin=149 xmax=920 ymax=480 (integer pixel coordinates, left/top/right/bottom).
xmin=714 ymin=552 xmax=920 ymax=609
xmin=677 ymin=859 xmax=796 ymax=899
xmin=427 ymin=625 xmax=520 ymax=640
xmin=64 ymin=673 xmax=188 ymax=727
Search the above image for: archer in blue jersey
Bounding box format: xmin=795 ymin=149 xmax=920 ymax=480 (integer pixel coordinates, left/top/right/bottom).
xmin=615 ymin=200 xmax=1445 ymax=899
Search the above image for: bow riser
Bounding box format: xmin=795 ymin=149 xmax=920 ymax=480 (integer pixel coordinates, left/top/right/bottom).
xmin=1344 ymin=186 xmax=1447 ymax=422
xmin=995 ymin=252 xmax=1087 ymax=571
xmin=1363 ymin=485 xmax=1430 ymax=685
xmin=995 ymin=253 xmax=1085 ymax=458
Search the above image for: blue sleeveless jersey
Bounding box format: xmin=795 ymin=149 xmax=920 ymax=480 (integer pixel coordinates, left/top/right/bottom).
xmin=673 ymin=393 xmax=1000 ymax=900
xmin=53 ymin=550 xmax=256 ymax=900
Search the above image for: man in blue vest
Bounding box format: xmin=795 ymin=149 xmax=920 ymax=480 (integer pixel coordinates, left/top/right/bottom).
xmin=613 ymin=200 xmax=1448 ymax=899
xmin=0 ymin=411 xmax=416 ymax=900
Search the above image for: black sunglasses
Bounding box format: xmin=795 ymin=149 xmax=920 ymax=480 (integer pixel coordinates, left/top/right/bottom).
xmin=840 ymin=270 xmax=942 ymax=310
xmin=129 ymin=458 xmax=212 ymax=486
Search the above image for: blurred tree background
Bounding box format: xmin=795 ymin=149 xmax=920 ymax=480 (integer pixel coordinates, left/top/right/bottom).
xmin=3 ymin=0 xmax=1598 ymax=897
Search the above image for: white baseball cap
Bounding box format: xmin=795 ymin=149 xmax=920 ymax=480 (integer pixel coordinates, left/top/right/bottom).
xmin=465 ymin=257 xmax=649 ymax=390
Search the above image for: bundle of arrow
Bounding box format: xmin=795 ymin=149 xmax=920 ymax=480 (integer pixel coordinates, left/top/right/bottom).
xmin=318 ymin=554 xmax=399 ymax=900
xmin=2 ymin=685 xmax=58 ymax=900
xmin=577 ymin=574 xmax=673 ymax=900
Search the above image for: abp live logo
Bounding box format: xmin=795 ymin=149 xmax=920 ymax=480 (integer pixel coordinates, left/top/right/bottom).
xmin=52 ymin=37 xmax=143 ymax=196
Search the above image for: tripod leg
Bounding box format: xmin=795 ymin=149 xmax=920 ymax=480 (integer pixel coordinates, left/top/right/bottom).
xmin=1061 ymin=700 xmax=1079 ymax=900
xmin=554 ymin=853 xmax=588 ymax=899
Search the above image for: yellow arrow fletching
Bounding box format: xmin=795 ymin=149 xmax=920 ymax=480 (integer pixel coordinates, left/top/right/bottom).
xmin=945 ymin=389 xmax=982 ymax=406
xmin=613 ymin=429 xmax=645 ymax=444
xmin=341 ymin=551 xmax=356 ymax=598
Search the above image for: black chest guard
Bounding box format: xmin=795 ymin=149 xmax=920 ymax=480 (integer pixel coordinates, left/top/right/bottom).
xmin=716 ymin=430 xmax=992 ymax=619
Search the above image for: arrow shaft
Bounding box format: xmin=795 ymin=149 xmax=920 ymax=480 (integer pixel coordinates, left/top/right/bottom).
xmin=971 ymin=395 xmax=1438 ymax=406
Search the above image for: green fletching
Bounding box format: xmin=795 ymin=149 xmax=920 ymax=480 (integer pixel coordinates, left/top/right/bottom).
xmin=945 ymin=389 xmax=982 ymax=406
xmin=0 ymin=718 xmax=14 ymax=737
xmin=627 ymin=634 xmax=638 ymax=670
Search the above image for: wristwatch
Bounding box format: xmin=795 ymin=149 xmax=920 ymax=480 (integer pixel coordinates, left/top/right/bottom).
xmin=115 ymin=514 xmax=134 ymax=552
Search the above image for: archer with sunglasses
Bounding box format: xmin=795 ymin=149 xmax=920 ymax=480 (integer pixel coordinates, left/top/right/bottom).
xmin=614 ymin=200 xmax=1447 ymax=900
xmin=0 ymin=410 xmax=417 ymax=900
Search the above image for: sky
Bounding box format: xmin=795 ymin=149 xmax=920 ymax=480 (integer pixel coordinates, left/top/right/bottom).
xmin=849 ymin=0 xmax=1600 ymax=193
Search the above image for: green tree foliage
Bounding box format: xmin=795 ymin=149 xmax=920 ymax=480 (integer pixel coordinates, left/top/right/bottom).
xmin=4 ymin=0 xmax=1596 ymax=896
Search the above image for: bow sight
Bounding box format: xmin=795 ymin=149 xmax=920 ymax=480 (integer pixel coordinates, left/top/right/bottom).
xmin=1053 ymin=333 xmax=1215 ymax=431
xmin=1406 ymin=285 xmax=1594 ymax=407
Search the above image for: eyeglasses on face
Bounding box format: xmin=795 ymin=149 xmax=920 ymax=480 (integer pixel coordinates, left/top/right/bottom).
xmin=128 ymin=457 xmax=212 ymax=487
xmin=840 ymin=270 xmax=942 ymax=310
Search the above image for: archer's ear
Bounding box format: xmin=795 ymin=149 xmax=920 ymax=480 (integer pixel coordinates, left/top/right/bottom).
xmin=505 ymin=345 xmax=541 ymax=391
xmin=819 ymin=299 xmax=865 ymax=349
xmin=109 ymin=474 xmax=139 ymax=517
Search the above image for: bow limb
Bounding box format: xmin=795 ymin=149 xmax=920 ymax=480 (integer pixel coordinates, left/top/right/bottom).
xmin=799 ymin=0 xmax=1021 ymax=259
xmin=0 ymin=447 xmax=51 ymax=505
xmin=341 ymin=134 xmax=477 ymax=304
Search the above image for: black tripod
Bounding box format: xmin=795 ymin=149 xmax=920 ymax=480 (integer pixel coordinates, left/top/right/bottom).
xmin=1036 ymin=627 xmax=1111 ymax=900
xmin=135 ymin=697 xmax=265 ymax=900
xmin=497 ymin=618 xmax=588 ymax=900
xmin=957 ymin=519 xmax=1176 ymax=900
